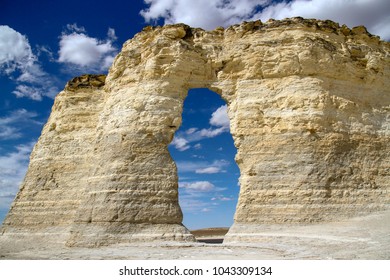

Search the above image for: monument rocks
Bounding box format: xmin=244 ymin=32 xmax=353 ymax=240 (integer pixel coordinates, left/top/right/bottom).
xmin=1 ymin=18 xmax=389 ymax=247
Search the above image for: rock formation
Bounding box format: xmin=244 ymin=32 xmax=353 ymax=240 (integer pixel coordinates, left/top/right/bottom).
xmin=1 ymin=18 xmax=389 ymax=246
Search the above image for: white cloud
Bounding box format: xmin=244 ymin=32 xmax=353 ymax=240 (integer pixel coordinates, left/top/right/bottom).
xmin=179 ymin=196 xmax=213 ymax=213
xmin=194 ymin=143 xmax=202 ymax=150
xmin=195 ymin=166 xmax=224 ymax=174
xmin=58 ymin=33 xmax=113 ymax=66
xmin=0 ymin=109 xmax=40 ymax=125
xmin=36 ymin=45 xmax=55 ymax=62
xmin=0 ymin=127 xmax=21 ymax=140
xmin=0 ymin=25 xmax=35 ymax=75
xmin=0 ymin=109 xmax=42 ymax=140
xmin=13 ymin=85 xmax=44 ymax=101
xmin=191 ymin=154 xmax=205 ymax=159
xmin=171 ymin=136 xmax=190 ymax=151
xmin=197 ymin=126 xmax=228 ymax=139
xmin=176 ymin=160 xmax=207 ymax=173
xmin=176 ymin=159 xmax=230 ymax=174
xmin=0 ymin=25 xmax=59 ymax=100
xmin=169 ymin=105 xmax=230 ymax=151
xmin=141 ymin=0 xmax=390 ymax=41
xmin=0 ymin=142 xmax=35 ymax=213
xmin=107 ymin=28 xmax=118 ymax=41
xmin=141 ymin=0 xmax=269 ymax=30
xmin=178 ymin=179 xmax=229 ymax=213
xmin=180 ymin=181 xmax=215 ymax=191
xmin=66 ymin=23 xmax=86 ymax=33
xmin=254 ymin=0 xmax=390 ymax=40
xmin=211 ymin=195 xmax=235 ymax=201
xmin=186 ymin=128 xmax=198 ymax=135
xmin=210 ymin=105 xmax=229 ymax=129
xmin=58 ymin=24 xmax=118 ymax=71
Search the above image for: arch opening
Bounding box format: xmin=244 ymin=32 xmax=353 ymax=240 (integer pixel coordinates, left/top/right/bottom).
xmin=168 ymin=88 xmax=240 ymax=243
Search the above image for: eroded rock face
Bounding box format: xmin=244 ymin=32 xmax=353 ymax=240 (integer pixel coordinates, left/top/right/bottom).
xmin=1 ymin=18 xmax=389 ymax=246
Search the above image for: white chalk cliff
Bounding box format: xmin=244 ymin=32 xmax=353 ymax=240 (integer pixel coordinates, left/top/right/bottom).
xmin=1 ymin=18 xmax=389 ymax=246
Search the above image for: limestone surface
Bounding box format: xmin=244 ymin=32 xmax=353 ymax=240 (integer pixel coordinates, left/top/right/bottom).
xmin=1 ymin=18 xmax=389 ymax=246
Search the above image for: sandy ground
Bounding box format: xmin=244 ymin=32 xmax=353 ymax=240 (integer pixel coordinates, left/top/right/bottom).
xmin=0 ymin=210 xmax=389 ymax=260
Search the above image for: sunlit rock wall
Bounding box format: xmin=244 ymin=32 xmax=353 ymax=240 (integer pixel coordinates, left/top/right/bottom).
xmin=2 ymin=18 xmax=389 ymax=246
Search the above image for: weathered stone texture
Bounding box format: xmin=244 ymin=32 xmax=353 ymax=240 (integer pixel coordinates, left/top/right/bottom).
xmin=1 ymin=18 xmax=389 ymax=246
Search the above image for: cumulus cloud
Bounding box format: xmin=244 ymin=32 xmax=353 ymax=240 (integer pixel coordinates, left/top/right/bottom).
xmin=0 ymin=25 xmax=59 ymax=100
xmin=141 ymin=0 xmax=269 ymax=30
xmin=58 ymin=33 xmax=113 ymax=66
xmin=254 ymin=0 xmax=390 ymax=40
xmin=188 ymin=105 xmax=230 ymax=140
xmin=0 ymin=25 xmax=35 ymax=75
xmin=141 ymin=0 xmax=390 ymax=40
xmin=58 ymin=24 xmax=118 ymax=71
xmin=170 ymin=105 xmax=230 ymax=151
xmin=210 ymin=105 xmax=229 ymax=129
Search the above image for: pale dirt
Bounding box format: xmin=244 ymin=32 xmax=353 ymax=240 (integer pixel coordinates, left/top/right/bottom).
xmin=0 ymin=210 xmax=389 ymax=260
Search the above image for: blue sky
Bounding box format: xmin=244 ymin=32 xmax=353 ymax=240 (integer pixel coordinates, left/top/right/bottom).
xmin=1 ymin=0 xmax=389 ymax=230
xmin=169 ymin=89 xmax=240 ymax=229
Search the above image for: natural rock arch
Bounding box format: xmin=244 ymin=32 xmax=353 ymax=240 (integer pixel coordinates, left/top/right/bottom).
xmin=1 ymin=18 xmax=389 ymax=247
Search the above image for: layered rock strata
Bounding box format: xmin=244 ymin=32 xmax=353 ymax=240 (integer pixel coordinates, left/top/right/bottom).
xmin=1 ymin=18 xmax=389 ymax=246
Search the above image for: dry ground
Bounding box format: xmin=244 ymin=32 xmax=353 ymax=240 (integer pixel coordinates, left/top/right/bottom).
xmin=0 ymin=210 xmax=389 ymax=259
